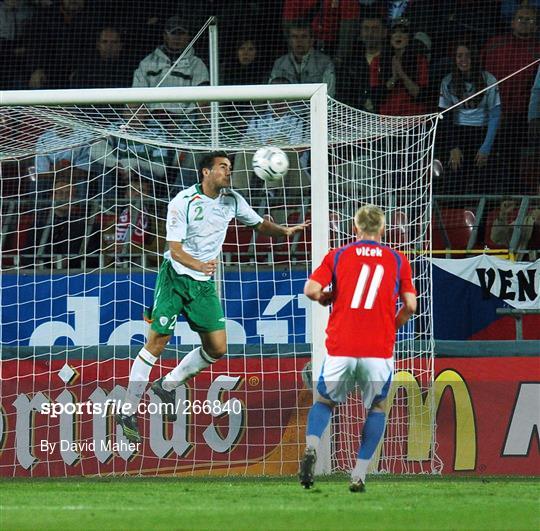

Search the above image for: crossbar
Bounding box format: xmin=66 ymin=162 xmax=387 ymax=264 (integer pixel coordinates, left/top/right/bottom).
xmin=0 ymin=84 xmax=326 ymax=106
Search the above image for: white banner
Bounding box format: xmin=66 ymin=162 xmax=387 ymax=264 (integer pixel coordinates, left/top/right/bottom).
xmin=432 ymin=256 xmax=540 ymax=310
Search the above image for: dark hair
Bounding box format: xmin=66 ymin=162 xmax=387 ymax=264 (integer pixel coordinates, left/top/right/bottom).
xmin=391 ymin=17 xmax=411 ymax=32
xmin=514 ymin=5 xmax=538 ymax=19
xmin=198 ymin=150 xmax=230 ymax=180
xmin=98 ymin=26 xmax=123 ymax=40
xmin=234 ymin=35 xmax=258 ymax=49
xmin=360 ymin=6 xmax=387 ymax=26
xmin=288 ymin=19 xmax=313 ymax=34
xmin=449 ymin=42 xmax=486 ymax=107
xmin=387 ymin=31 xmax=425 ymax=83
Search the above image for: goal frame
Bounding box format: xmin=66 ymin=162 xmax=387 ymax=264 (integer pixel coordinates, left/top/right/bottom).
xmin=0 ymin=83 xmax=333 ymax=472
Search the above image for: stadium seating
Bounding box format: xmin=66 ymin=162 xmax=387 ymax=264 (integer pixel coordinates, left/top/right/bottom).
xmin=432 ymin=208 xmax=476 ymax=256
xmin=251 ymin=214 xmax=274 ymax=263
xmin=281 ymin=150 xmax=310 ymax=207
xmin=1 ymin=212 xmax=35 ymax=267
xmin=231 ymin=151 xmax=253 ymax=195
xmin=484 ymin=208 xmax=508 ymax=250
xmin=385 ymin=210 xmax=408 ymax=249
xmin=222 ymin=219 xmax=254 ymax=264
xmin=288 ymin=209 xmax=311 ymax=263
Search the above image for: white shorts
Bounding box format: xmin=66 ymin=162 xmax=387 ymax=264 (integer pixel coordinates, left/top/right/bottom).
xmin=316 ymin=355 xmax=393 ymax=409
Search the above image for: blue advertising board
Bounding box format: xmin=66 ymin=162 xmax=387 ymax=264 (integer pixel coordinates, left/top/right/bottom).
xmin=1 ymin=271 xmax=309 ymax=346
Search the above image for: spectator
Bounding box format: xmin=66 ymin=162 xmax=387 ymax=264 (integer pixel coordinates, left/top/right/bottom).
xmin=90 ymin=105 xmax=175 ymax=197
xmin=13 ymin=63 xmax=49 ymax=89
xmin=146 ymin=0 xmax=259 ymax=57
xmin=380 ymin=0 xmax=436 ymax=56
xmin=523 ymin=65 xmax=540 ymax=193
xmin=34 ymin=173 xmax=90 ymax=269
xmin=482 ymin=6 xmax=540 ymax=183
xmin=337 ymin=11 xmax=388 ymax=112
xmin=488 ymin=198 xmax=539 ymax=260
xmin=27 ymin=67 xmax=48 ymax=89
xmin=282 ymin=0 xmax=360 ymax=62
xmin=0 ymin=0 xmax=34 ymax=88
xmin=34 ymin=126 xmax=91 ymax=197
xmin=242 ymin=77 xmax=309 ymax=201
xmin=379 ymin=17 xmax=429 ymax=116
xmin=172 ymin=101 xmax=217 ymax=191
xmin=70 ymin=27 xmax=134 ymax=88
xmin=220 ymin=36 xmax=266 ymax=86
xmin=27 ymin=0 xmax=93 ymax=88
xmin=102 ymin=0 xmax=178 ymax=58
xmin=132 ymin=15 xmax=209 ymax=115
xmin=0 ymin=0 xmax=33 ymax=41
xmin=500 ymin=0 xmax=540 ymax=24
xmin=483 ymin=6 xmax=539 ymax=116
xmin=244 ymin=78 xmax=306 ymax=147
xmin=438 ymin=42 xmax=502 ymax=194
xmin=382 ymin=0 xmax=500 ymax=41
xmin=115 ymin=176 xmax=164 ymax=266
xmin=269 ymin=20 xmax=336 ymax=97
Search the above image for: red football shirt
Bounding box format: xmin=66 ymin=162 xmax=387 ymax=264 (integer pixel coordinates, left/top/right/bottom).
xmin=310 ymin=240 xmax=416 ymax=359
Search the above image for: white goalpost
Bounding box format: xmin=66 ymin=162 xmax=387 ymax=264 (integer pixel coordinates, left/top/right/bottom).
xmin=0 ymin=84 xmax=440 ymax=477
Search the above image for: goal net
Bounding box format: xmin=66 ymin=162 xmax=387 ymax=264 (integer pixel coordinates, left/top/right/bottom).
xmin=0 ymin=85 xmax=439 ymax=477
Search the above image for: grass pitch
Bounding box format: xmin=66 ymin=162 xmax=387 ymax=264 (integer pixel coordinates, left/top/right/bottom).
xmin=1 ymin=476 xmax=538 ymax=530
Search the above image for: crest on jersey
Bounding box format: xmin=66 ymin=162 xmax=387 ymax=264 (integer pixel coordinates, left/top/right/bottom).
xmin=168 ymin=209 xmax=179 ymax=227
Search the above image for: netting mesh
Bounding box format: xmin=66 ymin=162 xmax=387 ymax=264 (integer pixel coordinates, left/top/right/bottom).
xmin=1 ymin=1 xmax=538 ymax=478
xmin=0 ymin=93 xmax=438 ymax=476
xmin=1 ymin=1 xmax=538 ymax=254
xmin=326 ymin=101 xmax=439 ymax=474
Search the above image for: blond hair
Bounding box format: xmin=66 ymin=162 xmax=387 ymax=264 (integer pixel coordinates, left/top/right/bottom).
xmin=354 ymin=204 xmax=385 ymax=236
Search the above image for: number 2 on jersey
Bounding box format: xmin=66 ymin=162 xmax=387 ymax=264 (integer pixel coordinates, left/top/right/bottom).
xmin=350 ymin=264 xmax=384 ymax=309
xmin=193 ymin=205 xmax=204 ymax=221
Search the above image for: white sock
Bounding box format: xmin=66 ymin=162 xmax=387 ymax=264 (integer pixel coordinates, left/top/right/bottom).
xmin=306 ymin=435 xmax=320 ymax=452
xmin=351 ymin=458 xmax=370 ymax=483
xmin=124 ymin=348 xmax=157 ymax=415
xmin=162 ymin=346 xmax=216 ymax=391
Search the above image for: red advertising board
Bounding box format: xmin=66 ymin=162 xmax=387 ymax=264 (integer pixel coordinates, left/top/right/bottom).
xmin=433 ymin=357 xmax=539 ymax=475
xmin=0 ymin=357 xmax=310 ymax=477
xmin=0 ymin=356 xmax=538 ymax=476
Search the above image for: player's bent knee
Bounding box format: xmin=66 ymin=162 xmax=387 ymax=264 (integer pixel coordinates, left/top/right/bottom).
xmin=200 ymin=330 xmax=227 ymax=359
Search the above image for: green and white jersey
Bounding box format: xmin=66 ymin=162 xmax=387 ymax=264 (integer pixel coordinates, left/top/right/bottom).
xmin=165 ymin=183 xmax=263 ymax=280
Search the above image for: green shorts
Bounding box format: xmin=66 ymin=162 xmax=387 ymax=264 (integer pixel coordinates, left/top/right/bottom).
xmin=145 ymin=259 xmax=225 ymax=335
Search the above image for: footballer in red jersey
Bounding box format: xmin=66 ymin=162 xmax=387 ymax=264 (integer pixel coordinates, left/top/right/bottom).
xmin=309 ymin=224 xmax=416 ymax=359
xmin=299 ymin=205 xmax=417 ymax=493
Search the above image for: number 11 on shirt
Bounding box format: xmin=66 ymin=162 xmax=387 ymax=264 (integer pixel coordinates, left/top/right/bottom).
xmin=350 ymin=264 xmax=384 ymax=310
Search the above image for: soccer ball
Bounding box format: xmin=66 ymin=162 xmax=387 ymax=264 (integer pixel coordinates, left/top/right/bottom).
xmin=252 ymin=146 xmax=289 ymax=182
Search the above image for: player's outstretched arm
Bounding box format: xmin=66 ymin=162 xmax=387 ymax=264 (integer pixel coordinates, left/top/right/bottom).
xmin=168 ymin=241 xmax=217 ymax=276
xmin=395 ymin=291 xmax=417 ymax=329
xmin=256 ymin=218 xmax=310 ymax=238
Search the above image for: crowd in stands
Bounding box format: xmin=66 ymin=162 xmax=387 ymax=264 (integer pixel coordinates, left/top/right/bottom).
xmin=0 ymin=0 xmax=539 ymax=265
